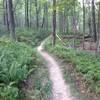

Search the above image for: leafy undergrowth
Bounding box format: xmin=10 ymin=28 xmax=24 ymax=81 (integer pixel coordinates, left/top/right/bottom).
xmin=23 ymin=62 xmax=51 ymax=100
xmin=16 ymin=28 xmax=50 ymax=46
xmin=0 ymin=36 xmax=51 ymax=100
xmin=45 ymin=37 xmax=100 ymax=99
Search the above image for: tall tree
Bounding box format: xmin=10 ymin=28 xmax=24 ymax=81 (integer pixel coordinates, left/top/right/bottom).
xmin=35 ymin=0 xmax=39 ymax=29
xmin=86 ymin=0 xmax=92 ymax=36
xmin=72 ymin=0 xmax=77 ymax=33
xmin=29 ymin=0 xmax=32 ymax=28
xmin=3 ymin=0 xmax=6 ymax=25
xmin=6 ymin=0 xmax=16 ymax=40
xmin=83 ymin=0 xmax=85 ymax=34
xmin=25 ymin=0 xmax=29 ymax=27
xmin=92 ymin=0 xmax=97 ymax=41
xmin=41 ymin=2 xmax=48 ymax=30
xmin=3 ymin=0 xmax=9 ymax=31
xmin=98 ymin=2 xmax=100 ymax=33
xmin=52 ymin=0 xmax=56 ymax=45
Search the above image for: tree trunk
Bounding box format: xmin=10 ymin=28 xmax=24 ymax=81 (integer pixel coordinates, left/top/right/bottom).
xmin=3 ymin=0 xmax=9 ymax=31
xmin=6 ymin=0 xmax=16 ymax=40
xmin=83 ymin=0 xmax=85 ymax=34
xmin=3 ymin=0 xmax=6 ymax=25
xmin=52 ymin=0 xmax=56 ymax=45
xmin=92 ymin=0 xmax=97 ymax=42
xmin=41 ymin=4 xmax=46 ymax=29
xmin=88 ymin=17 xmax=92 ymax=36
xmin=6 ymin=0 xmax=9 ymax=31
xmin=35 ymin=0 xmax=39 ymax=29
xmin=88 ymin=4 xmax=92 ymax=36
xmin=73 ymin=1 xmax=77 ymax=33
xmin=29 ymin=0 xmax=32 ymax=28
xmin=98 ymin=2 xmax=100 ymax=33
xmin=25 ymin=0 xmax=29 ymax=28
xmin=44 ymin=2 xmax=48 ymax=30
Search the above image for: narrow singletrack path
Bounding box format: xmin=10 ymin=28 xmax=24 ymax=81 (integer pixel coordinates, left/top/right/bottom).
xmin=37 ymin=41 xmax=76 ymax=100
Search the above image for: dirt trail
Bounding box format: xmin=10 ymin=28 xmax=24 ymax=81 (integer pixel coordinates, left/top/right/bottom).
xmin=37 ymin=41 xmax=76 ymax=100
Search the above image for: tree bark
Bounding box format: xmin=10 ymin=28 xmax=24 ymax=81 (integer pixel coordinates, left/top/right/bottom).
xmin=88 ymin=4 xmax=92 ymax=36
xmin=92 ymin=0 xmax=97 ymax=42
xmin=35 ymin=0 xmax=39 ymax=29
xmin=52 ymin=0 xmax=56 ymax=45
xmin=25 ymin=0 xmax=29 ymax=28
xmin=3 ymin=0 xmax=9 ymax=31
xmin=3 ymin=0 xmax=6 ymax=25
xmin=6 ymin=0 xmax=16 ymax=40
xmin=41 ymin=3 xmax=46 ymax=29
xmin=83 ymin=0 xmax=85 ymax=34
xmin=98 ymin=2 xmax=100 ymax=33
xmin=29 ymin=0 xmax=32 ymax=28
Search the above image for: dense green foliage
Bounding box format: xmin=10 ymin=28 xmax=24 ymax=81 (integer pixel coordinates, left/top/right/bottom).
xmin=45 ymin=38 xmax=100 ymax=94
xmin=0 ymin=31 xmax=51 ymax=100
xmin=16 ymin=28 xmax=50 ymax=46
xmin=0 ymin=37 xmax=37 ymax=99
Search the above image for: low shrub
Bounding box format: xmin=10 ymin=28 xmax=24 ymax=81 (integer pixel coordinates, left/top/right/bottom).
xmin=16 ymin=28 xmax=50 ymax=46
xmin=0 ymin=38 xmax=37 ymax=99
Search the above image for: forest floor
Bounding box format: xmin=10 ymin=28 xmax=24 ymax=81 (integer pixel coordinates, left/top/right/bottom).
xmin=37 ymin=41 xmax=76 ymax=100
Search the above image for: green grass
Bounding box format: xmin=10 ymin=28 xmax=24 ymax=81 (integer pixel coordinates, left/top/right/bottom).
xmin=45 ymin=37 xmax=100 ymax=97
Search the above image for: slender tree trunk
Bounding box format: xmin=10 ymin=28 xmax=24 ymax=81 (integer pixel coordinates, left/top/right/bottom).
xmin=41 ymin=4 xmax=46 ymax=29
xmin=82 ymin=0 xmax=85 ymax=49
xmin=88 ymin=4 xmax=92 ymax=36
xmin=66 ymin=15 xmax=69 ymax=33
xmin=92 ymin=0 xmax=97 ymax=42
xmin=72 ymin=0 xmax=77 ymax=48
xmin=83 ymin=0 xmax=85 ymax=34
xmin=35 ymin=0 xmax=39 ymax=29
xmin=6 ymin=0 xmax=9 ymax=32
xmin=88 ymin=17 xmax=92 ymax=35
xmin=98 ymin=2 xmax=100 ymax=33
xmin=52 ymin=0 xmax=56 ymax=45
xmin=73 ymin=1 xmax=77 ymax=32
xmin=6 ymin=0 xmax=16 ymax=40
xmin=29 ymin=0 xmax=32 ymax=28
xmin=25 ymin=0 xmax=29 ymax=27
xmin=3 ymin=0 xmax=9 ymax=31
xmin=3 ymin=0 xmax=6 ymax=25
xmin=45 ymin=2 xmax=48 ymax=30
